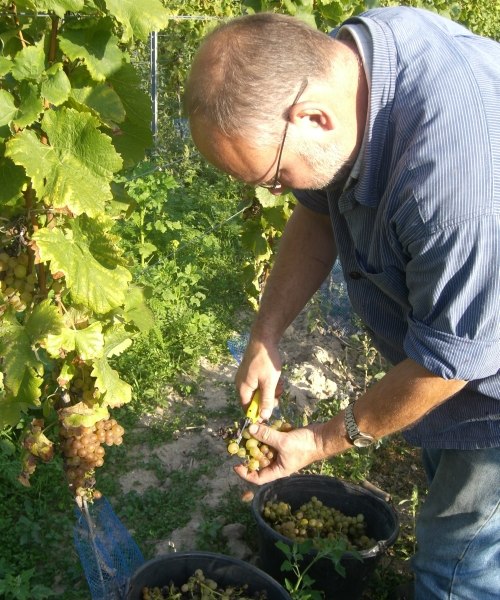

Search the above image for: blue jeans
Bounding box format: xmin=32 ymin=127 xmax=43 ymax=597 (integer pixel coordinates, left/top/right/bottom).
xmin=411 ymin=447 xmax=500 ymax=599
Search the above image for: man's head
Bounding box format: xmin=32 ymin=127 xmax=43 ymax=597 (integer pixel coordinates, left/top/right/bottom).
xmin=184 ymin=13 xmax=367 ymax=193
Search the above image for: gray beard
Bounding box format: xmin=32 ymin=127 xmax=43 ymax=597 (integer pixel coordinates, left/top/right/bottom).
xmin=295 ymin=138 xmax=354 ymax=191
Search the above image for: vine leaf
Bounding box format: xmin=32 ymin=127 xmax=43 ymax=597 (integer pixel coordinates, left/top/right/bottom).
xmin=18 ymin=0 xmax=86 ymax=19
xmin=33 ymin=224 xmax=132 ymax=314
xmin=0 ymin=301 xmax=61 ymax=403
xmin=116 ymin=284 xmax=154 ymax=333
xmin=11 ymin=39 xmax=46 ymax=82
xmin=91 ymin=357 xmax=132 ymax=407
xmin=0 ymin=56 xmax=11 ymax=77
xmin=108 ymin=64 xmax=153 ymax=167
xmin=102 ymin=324 xmax=132 ymax=358
xmin=59 ymin=401 xmax=109 ymax=429
xmin=41 ymin=63 xmax=71 ymax=107
xmin=0 ymin=90 xmax=17 ymax=127
xmin=58 ymin=20 xmax=124 ymax=82
xmin=13 ymin=81 xmax=44 ymax=128
xmin=6 ymin=107 xmax=123 ymax=217
xmin=105 ymin=0 xmax=171 ymax=42
xmin=70 ymin=68 xmax=126 ymax=125
xmin=44 ymin=322 xmax=105 ymax=361
xmin=0 ymin=156 xmax=25 ymax=205
xmin=23 ymin=427 xmax=54 ymax=462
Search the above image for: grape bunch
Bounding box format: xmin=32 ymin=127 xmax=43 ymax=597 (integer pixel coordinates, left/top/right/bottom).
xmin=262 ymin=495 xmax=376 ymax=551
xmin=0 ymin=250 xmax=36 ymax=313
xmin=68 ymin=366 xmax=101 ymax=405
xmin=224 ymin=419 xmax=292 ymax=472
xmin=60 ymin=417 xmax=124 ymax=500
xmin=141 ymin=568 xmax=267 ymax=600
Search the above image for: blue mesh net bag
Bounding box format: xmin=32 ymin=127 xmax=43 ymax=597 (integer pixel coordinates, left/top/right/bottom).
xmin=74 ymin=497 xmax=144 ymax=600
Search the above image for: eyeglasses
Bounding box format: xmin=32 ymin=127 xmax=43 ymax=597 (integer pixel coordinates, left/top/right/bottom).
xmin=259 ymin=78 xmax=308 ymax=193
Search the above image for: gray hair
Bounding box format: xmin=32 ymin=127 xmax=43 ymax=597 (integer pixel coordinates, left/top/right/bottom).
xmin=184 ymin=13 xmax=336 ymax=147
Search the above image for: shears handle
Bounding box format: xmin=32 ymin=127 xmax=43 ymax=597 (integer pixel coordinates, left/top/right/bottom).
xmin=246 ymin=390 xmax=260 ymax=423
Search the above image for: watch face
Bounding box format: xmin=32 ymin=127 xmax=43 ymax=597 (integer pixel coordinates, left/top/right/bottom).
xmin=353 ymin=435 xmax=375 ymax=448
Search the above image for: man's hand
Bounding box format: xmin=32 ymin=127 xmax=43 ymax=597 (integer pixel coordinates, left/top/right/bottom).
xmin=233 ymin=421 xmax=329 ymax=485
xmin=236 ymin=339 xmax=282 ymax=421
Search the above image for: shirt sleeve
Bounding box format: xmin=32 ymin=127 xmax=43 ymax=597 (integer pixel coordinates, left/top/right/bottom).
xmin=404 ymin=213 xmax=500 ymax=381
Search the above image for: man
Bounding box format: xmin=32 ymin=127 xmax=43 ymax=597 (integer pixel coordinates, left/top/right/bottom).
xmin=185 ymin=7 xmax=500 ymax=599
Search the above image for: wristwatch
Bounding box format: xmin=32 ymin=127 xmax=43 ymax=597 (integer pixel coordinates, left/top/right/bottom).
xmin=344 ymin=402 xmax=376 ymax=448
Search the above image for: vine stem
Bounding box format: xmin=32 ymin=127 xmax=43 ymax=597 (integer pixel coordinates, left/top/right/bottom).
xmin=49 ymin=15 xmax=59 ymax=63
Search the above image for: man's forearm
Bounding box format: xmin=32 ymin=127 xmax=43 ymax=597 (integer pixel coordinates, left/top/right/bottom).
xmin=252 ymin=203 xmax=337 ymax=344
xmin=318 ymin=358 xmax=468 ymax=457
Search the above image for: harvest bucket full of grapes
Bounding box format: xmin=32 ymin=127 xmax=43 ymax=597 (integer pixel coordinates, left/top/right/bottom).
xmin=125 ymin=551 xmax=291 ymax=600
xmin=251 ymin=474 xmax=399 ymax=600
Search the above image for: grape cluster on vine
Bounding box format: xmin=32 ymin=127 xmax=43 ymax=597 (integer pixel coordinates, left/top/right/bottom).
xmin=262 ymin=496 xmax=376 ymax=551
xmin=0 ymin=250 xmax=35 ymax=314
xmin=60 ymin=417 xmax=124 ymax=500
xmin=141 ymin=568 xmax=267 ymax=600
xmin=223 ymin=419 xmax=292 ymax=472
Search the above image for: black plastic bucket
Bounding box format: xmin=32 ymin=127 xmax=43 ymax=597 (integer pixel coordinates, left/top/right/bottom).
xmin=125 ymin=551 xmax=291 ymax=600
xmin=251 ymin=475 xmax=399 ymax=600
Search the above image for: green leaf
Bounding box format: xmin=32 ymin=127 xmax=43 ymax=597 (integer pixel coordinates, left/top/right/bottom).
xmin=104 ymin=0 xmax=171 ymax=42
xmin=5 ymin=107 xmax=123 ymax=216
xmin=13 ymin=81 xmax=44 ymax=128
xmin=119 ymin=284 xmax=154 ymax=333
xmin=0 ymin=395 xmax=36 ymax=427
xmin=91 ymin=356 xmax=132 ymax=407
xmin=0 ymin=56 xmax=12 ymax=77
xmin=25 ymin=299 xmax=64 ymax=344
xmin=0 ymin=311 xmax=47 ymax=398
xmin=241 ymin=219 xmax=271 ymax=261
xmin=0 ymin=89 xmax=17 ymax=127
xmin=11 ymin=39 xmax=46 ymax=81
xmin=58 ymin=19 xmax=124 ymax=82
xmin=17 ymin=0 xmax=86 ymax=19
xmin=44 ymin=321 xmax=104 ymax=360
xmin=108 ymin=64 xmax=153 ymax=167
xmin=102 ymin=324 xmax=132 ymax=358
xmin=41 ymin=63 xmax=71 ymax=106
xmin=0 ymin=155 xmax=26 ymax=205
xmin=33 ymin=225 xmax=132 ymax=314
xmin=70 ymin=79 xmax=126 ymax=125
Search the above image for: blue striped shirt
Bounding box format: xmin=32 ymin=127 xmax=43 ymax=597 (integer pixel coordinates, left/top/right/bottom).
xmin=296 ymin=7 xmax=500 ymax=449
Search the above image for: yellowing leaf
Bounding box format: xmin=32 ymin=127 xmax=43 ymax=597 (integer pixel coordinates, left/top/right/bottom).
xmin=5 ymin=108 xmax=122 ymax=217
xmin=92 ymin=357 xmax=132 ymax=407
xmin=33 ymin=225 xmax=132 ymax=314
xmin=59 ymin=401 xmax=109 ymax=429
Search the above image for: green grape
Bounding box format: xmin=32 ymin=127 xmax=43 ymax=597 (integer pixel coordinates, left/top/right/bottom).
xmin=227 ymin=441 xmax=239 ymax=455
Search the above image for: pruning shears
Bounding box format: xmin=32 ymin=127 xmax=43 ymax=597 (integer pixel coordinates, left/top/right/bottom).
xmin=235 ymin=390 xmax=260 ymax=445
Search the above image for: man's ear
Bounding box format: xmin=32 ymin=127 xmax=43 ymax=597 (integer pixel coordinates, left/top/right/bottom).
xmin=288 ymin=101 xmax=336 ymax=133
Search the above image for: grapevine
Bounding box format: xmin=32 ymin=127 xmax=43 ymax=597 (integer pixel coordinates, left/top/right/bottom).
xmin=0 ymin=0 xmax=170 ymax=499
